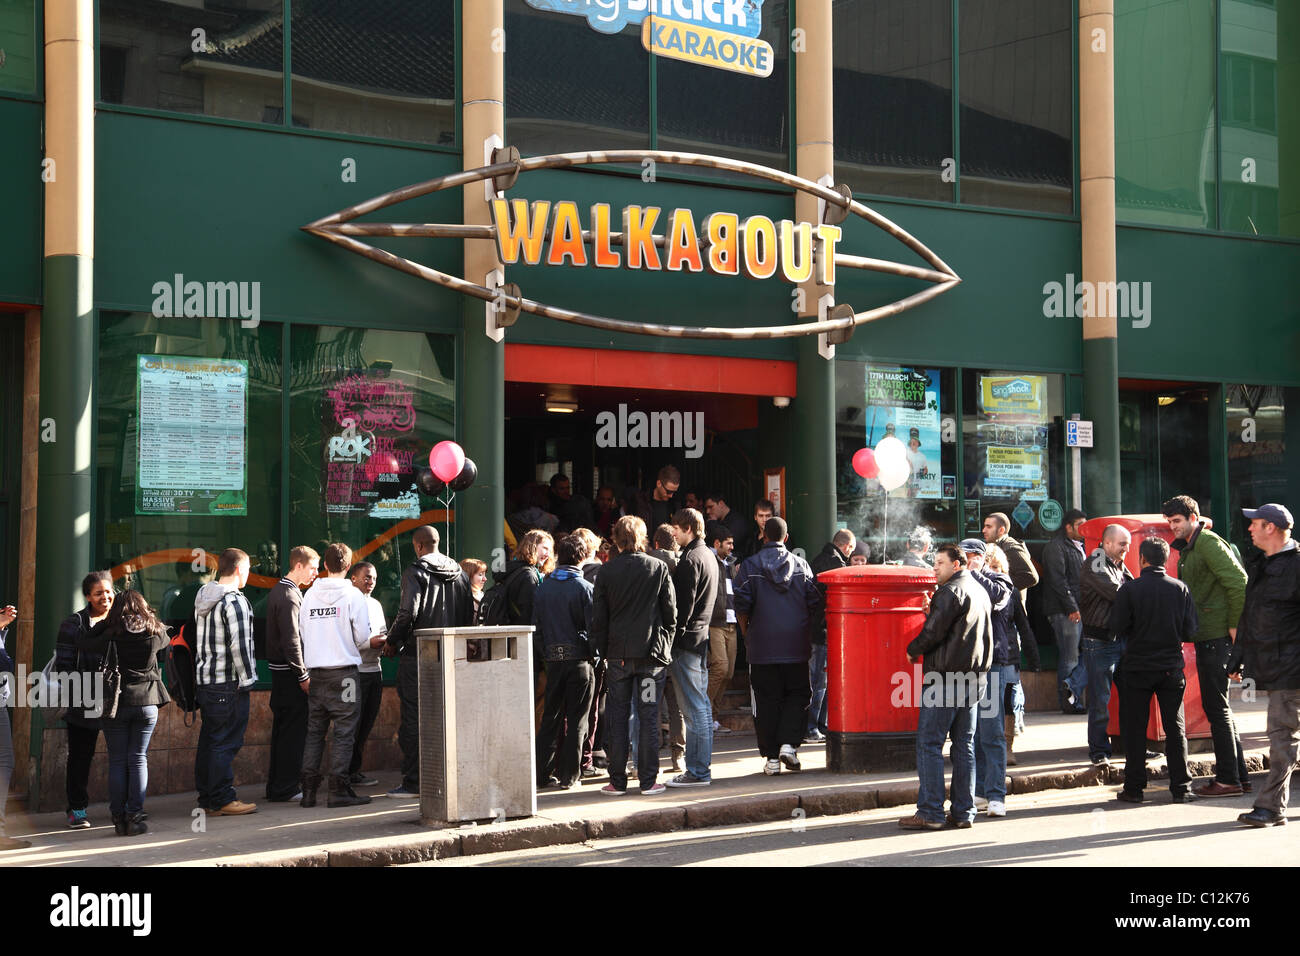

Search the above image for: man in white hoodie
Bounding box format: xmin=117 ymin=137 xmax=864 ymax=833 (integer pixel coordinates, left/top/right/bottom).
xmin=298 ymin=543 xmax=379 ymax=808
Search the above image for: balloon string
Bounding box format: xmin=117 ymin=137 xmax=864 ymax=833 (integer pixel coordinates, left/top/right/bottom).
xmin=882 ymin=486 xmax=888 ymax=562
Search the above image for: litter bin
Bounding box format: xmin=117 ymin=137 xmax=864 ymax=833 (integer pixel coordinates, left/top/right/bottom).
xmin=1078 ymin=515 xmax=1212 ymax=746
xmin=820 ymin=565 xmax=935 ymax=772
xmin=416 ymin=625 xmax=536 ymax=824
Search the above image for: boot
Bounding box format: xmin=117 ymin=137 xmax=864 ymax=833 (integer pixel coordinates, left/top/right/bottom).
xmin=125 ymin=812 xmax=148 ymax=836
xmin=300 ymin=772 xmax=323 ymax=808
xmin=112 ymin=813 xmax=128 ymax=837
xmin=1005 ymin=714 xmax=1018 ymax=766
xmin=327 ymin=774 xmax=372 ymax=808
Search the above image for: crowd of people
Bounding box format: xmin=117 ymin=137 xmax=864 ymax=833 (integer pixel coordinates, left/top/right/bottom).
xmin=0 ymin=462 xmax=1294 ymax=847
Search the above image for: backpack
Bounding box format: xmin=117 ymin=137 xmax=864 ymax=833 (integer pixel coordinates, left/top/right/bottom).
xmin=164 ymin=623 xmax=200 ymax=725
xmin=479 ymin=577 xmax=515 ymax=626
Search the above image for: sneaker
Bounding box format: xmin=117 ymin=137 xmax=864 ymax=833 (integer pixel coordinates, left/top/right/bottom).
xmin=1116 ymin=790 xmax=1144 ymax=804
xmin=0 ymin=836 xmax=31 ymax=850
xmin=580 ymin=766 xmax=602 ymax=779
xmin=779 ymin=744 xmax=801 ymax=772
xmin=639 ymin=783 xmax=666 ymax=795
xmin=349 ymin=772 xmax=380 ymax=787
xmin=945 ymin=815 xmax=973 ymax=829
xmin=625 ymin=761 xmax=638 ymax=780
xmin=763 ymin=758 xmax=781 ymax=775
xmin=1060 ymin=680 xmax=1077 ymax=708
xmin=1237 ymin=807 xmax=1286 ymax=828
xmin=1145 ymin=750 xmax=1163 ymax=761
xmin=538 ymin=776 xmax=561 ymax=790
xmin=987 ymin=800 xmax=1007 ymax=818
xmin=1090 ymin=755 xmax=1111 ymax=766
xmin=898 ymin=814 xmax=944 ymax=831
xmin=599 ymin=784 xmax=628 ymax=796
xmin=1171 ymin=791 xmax=1197 ymax=804
xmin=385 ymin=785 xmax=418 ymax=799
xmin=665 ymin=772 xmax=711 ymax=788
xmin=211 ymin=800 xmax=258 ymax=816
xmin=973 ymin=796 xmax=988 ymax=810
xmin=714 ymin=725 xmax=733 ymax=735
xmin=804 ymin=729 xmax=826 ymax=743
xmin=712 ymin=719 xmax=720 ymax=732
xmin=66 ymin=810 xmax=91 ymax=830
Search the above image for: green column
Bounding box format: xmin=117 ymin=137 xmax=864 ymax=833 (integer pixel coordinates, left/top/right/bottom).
xmin=32 ymin=254 xmax=94 ymax=804
xmin=1081 ymin=337 xmax=1121 ymax=516
xmin=789 ymin=337 xmax=836 ymax=554
xmin=457 ymin=308 xmax=504 ymax=570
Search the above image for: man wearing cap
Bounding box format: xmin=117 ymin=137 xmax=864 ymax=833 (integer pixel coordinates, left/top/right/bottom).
xmin=1231 ymin=504 xmax=1300 ymax=827
xmin=1162 ymin=495 xmax=1251 ymax=796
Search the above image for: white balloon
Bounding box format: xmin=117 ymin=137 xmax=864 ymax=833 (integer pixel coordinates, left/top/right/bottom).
xmin=874 ymin=435 xmax=907 ymax=469
xmin=877 ymin=456 xmax=911 ymax=491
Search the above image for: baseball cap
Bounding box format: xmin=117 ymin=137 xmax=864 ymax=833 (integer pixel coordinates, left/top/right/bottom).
xmin=1242 ymin=503 xmax=1293 ymax=530
xmin=959 ymin=538 xmax=987 ymax=554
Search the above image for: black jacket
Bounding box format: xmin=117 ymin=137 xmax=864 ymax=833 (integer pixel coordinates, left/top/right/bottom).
xmin=496 ymin=558 xmax=544 ymax=627
xmin=969 ymin=568 xmax=1013 ymax=665
xmin=809 ymin=542 xmax=850 ymax=645
xmin=995 ymin=534 xmax=1040 ymax=603
xmin=709 ymin=553 xmax=737 ymax=627
xmin=906 ymin=570 xmax=993 ymax=704
xmin=265 ymin=577 xmax=307 ymax=682
xmin=591 ymin=550 xmax=676 ymax=664
xmin=1233 ymin=541 xmax=1300 ymax=691
xmin=532 ymin=567 xmax=595 ymax=662
xmin=1041 ymin=532 xmax=1085 ymax=616
xmin=1109 ymin=567 xmax=1197 ymax=672
xmin=1080 ymin=548 xmax=1133 ymax=638
xmin=387 ymin=552 xmax=474 ymax=654
xmin=671 ymin=537 xmax=719 ymax=655
xmin=56 ymin=608 xmax=104 ymax=726
xmin=1011 ymin=596 xmax=1041 ymax=670
xmin=80 ymin=621 xmax=171 ymax=709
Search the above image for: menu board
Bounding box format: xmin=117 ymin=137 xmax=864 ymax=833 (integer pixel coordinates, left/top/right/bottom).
xmin=865 ymin=365 xmax=943 ymax=499
xmin=136 ymin=355 xmax=248 ymax=515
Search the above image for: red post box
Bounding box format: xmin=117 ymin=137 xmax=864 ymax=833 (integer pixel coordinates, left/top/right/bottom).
xmin=820 ymin=565 xmax=935 ymax=772
xmin=1078 ymin=514 xmax=1212 ymax=745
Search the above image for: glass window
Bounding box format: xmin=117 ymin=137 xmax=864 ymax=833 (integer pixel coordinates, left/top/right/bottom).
xmin=290 ymin=0 xmax=455 ymax=145
xmin=958 ymin=0 xmax=1073 ymax=212
xmin=99 ymin=0 xmax=284 ymax=121
xmin=1219 ymin=0 xmax=1296 ymax=238
xmin=287 ymin=325 xmax=456 ymax=628
xmin=0 ymin=0 xmax=37 ymax=95
xmin=95 ymin=312 xmax=283 ymax=642
xmin=833 ymin=0 xmax=953 ymax=202
xmin=1226 ymin=384 xmax=1287 ymax=559
xmin=961 ymin=370 xmax=1066 ymax=544
xmin=505 ymin=0 xmax=649 ymax=156
xmin=835 ymin=362 xmax=958 ymax=563
xmin=1116 ymin=0 xmax=1217 ymax=228
xmin=656 ymin=1 xmax=790 ymax=171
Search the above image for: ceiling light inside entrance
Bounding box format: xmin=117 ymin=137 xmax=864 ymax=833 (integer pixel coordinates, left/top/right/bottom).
xmin=546 ymin=400 xmax=578 ymax=414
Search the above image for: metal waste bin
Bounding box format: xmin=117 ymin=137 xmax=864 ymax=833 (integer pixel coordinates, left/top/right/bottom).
xmin=820 ymin=565 xmax=936 ymax=772
xmin=416 ymin=625 xmax=536 ymax=824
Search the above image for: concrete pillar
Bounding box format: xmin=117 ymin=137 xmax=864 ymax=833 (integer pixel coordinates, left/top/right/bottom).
xmin=1079 ymin=0 xmax=1121 ymax=516
xmin=34 ymin=0 xmax=95 ymax=803
xmin=791 ymin=0 xmax=838 ymax=549
xmin=459 ymin=1 xmax=506 ymax=568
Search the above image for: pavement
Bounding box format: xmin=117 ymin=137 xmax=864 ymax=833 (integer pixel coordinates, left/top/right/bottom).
xmin=0 ymin=697 xmax=1274 ymax=867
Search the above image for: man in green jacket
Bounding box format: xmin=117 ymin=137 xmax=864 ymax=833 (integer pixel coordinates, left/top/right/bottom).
xmin=1163 ymin=495 xmax=1250 ymax=796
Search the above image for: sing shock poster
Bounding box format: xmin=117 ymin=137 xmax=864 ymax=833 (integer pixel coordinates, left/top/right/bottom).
xmin=136 ymin=355 xmax=248 ymax=515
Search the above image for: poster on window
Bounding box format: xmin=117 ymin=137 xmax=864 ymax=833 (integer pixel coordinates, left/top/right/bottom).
xmin=322 ymin=370 xmax=422 ymax=519
xmin=977 ymin=373 xmax=1050 ymax=501
xmin=864 ymin=365 xmax=942 ymax=499
xmin=136 ymin=355 xmax=248 ymax=515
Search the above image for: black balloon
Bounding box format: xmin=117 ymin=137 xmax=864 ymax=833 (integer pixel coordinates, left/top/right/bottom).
xmin=417 ymin=467 xmax=445 ymax=497
xmin=449 ymin=457 xmax=477 ymax=491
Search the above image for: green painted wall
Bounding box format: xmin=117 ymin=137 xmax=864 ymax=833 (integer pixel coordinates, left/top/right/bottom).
xmin=0 ymin=98 xmax=42 ymax=304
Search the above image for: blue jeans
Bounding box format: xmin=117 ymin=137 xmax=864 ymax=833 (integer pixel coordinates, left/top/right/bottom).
xmin=195 ymin=682 xmax=251 ymax=810
xmin=975 ymin=665 xmax=1016 ymax=801
xmin=807 ymin=643 xmax=828 ymax=735
xmin=103 ymin=704 xmax=159 ymax=817
xmin=1052 ymin=614 xmax=1087 ymax=709
xmin=1082 ymin=636 xmax=1125 ymax=760
xmin=916 ymin=696 xmax=979 ymax=824
xmin=669 ymin=647 xmax=713 ymax=780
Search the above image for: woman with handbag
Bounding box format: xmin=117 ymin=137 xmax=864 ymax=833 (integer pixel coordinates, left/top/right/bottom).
xmin=54 ymin=571 xmax=114 ymax=829
xmin=78 ymin=589 xmax=170 ymax=836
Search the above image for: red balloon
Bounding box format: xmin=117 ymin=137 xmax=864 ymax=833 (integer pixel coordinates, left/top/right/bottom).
xmin=429 ymin=440 xmax=466 ymax=483
xmin=852 ymin=447 xmax=879 ymax=479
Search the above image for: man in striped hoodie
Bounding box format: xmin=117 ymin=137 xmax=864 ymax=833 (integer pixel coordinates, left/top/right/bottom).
xmin=194 ymin=548 xmax=258 ymax=816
